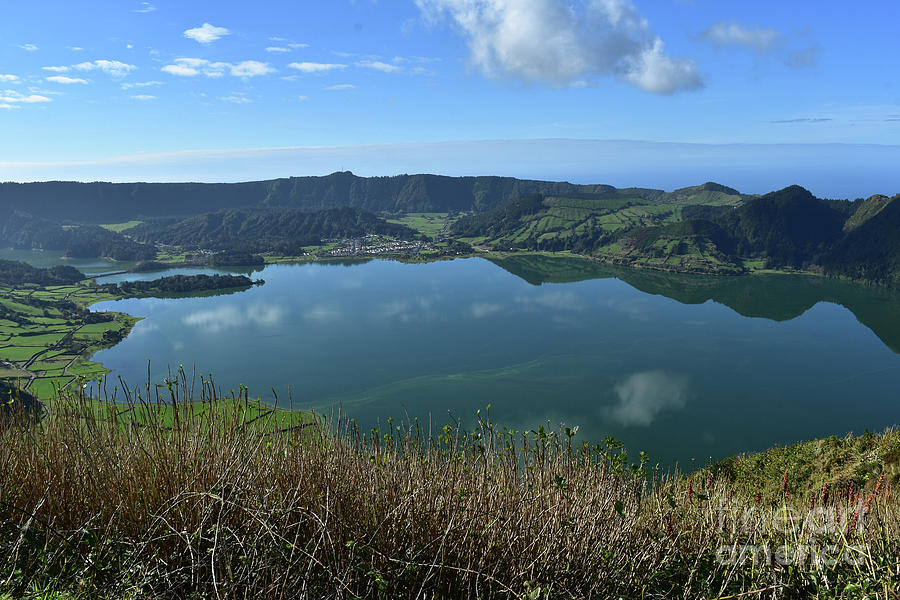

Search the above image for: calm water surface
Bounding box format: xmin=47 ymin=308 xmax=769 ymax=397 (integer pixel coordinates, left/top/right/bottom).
xmin=81 ymin=256 xmax=900 ymax=467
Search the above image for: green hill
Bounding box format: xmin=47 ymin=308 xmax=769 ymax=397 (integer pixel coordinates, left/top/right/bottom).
xmin=131 ymin=207 xmax=421 ymax=254
xmin=0 ymin=210 xmax=156 ymax=261
xmin=715 ymin=185 xmax=846 ymax=268
xmin=824 ymin=195 xmax=900 ymax=287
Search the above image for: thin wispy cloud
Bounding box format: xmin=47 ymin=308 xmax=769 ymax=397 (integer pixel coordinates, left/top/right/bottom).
xmin=325 ymin=83 xmax=355 ymax=90
xmin=121 ymin=81 xmax=162 ymax=90
xmin=266 ymin=47 xmax=290 ymax=53
xmin=19 ymin=44 xmax=39 ymax=52
xmin=784 ymin=45 xmax=820 ymax=69
xmin=288 ymin=62 xmax=346 ymax=73
xmin=222 ymin=95 xmax=252 ymax=104
xmin=357 ymin=60 xmax=402 ymax=73
xmin=699 ymin=21 xmax=781 ymax=53
xmin=134 ymin=2 xmax=156 ymax=13
xmin=415 ymin=0 xmax=702 ymax=95
xmin=130 ymin=94 xmax=157 ymax=100
xmin=43 ymin=66 xmax=70 ymax=73
xmin=184 ymin=23 xmax=230 ymax=44
xmin=46 ymin=76 xmax=88 ymax=84
xmin=0 ymin=75 xmax=19 ymax=83
xmin=771 ymin=118 xmax=833 ymax=124
xmin=161 ymin=58 xmax=273 ymax=78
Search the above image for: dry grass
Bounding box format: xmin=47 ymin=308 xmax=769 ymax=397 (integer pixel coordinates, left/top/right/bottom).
xmin=1 ymin=378 xmax=899 ymax=599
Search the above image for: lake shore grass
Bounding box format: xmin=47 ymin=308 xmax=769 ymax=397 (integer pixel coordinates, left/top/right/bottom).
xmin=2 ymin=379 xmax=898 ymax=599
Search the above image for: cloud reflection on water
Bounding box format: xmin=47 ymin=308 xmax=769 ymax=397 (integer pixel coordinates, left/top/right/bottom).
xmin=605 ymin=370 xmax=688 ymax=427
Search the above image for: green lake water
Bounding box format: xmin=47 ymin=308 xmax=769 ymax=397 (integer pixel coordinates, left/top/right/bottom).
xmin=80 ymin=255 xmax=900 ymax=467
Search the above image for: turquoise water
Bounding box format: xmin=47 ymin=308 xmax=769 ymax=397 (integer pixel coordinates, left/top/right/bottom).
xmin=83 ymin=256 xmax=900 ymax=467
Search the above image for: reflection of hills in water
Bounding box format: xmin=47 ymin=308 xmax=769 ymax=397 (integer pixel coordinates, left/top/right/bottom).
xmin=490 ymin=254 xmax=900 ymax=354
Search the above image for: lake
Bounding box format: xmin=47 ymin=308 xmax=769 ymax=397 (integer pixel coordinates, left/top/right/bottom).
xmin=82 ymin=255 xmax=900 ymax=468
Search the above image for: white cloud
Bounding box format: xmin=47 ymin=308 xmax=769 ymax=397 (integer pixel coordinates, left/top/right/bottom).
xmin=288 ymin=62 xmax=346 ymax=73
xmin=162 ymin=58 xmax=272 ymax=78
xmin=230 ymin=60 xmax=275 ymax=77
xmin=325 ymin=84 xmax=355 ymax=91
xmin=266 ymin=47 xmax=290 ymax=53
xmin=20 ymin=44 xmax=38 ymax=52
xmin=121 ymin=80 xmax=162 ymax=90
xmin=184 ymin=23 xmax=230 ymax=44
xmin=74 ymin=60 xmax=137 ymax=77
xmin=605 ymin=371 xmax=688 ymax=427
xmin=415 ymin=0 xmax=701 ymax=94
xmin=135 ymin=2 xmax=156 ymax=13
xmin=46 ymin=76 xmax=88 ymax=84
xmin=357 ymin=60 xmax=403 ymax=73
xmin=297 ymin=95 xmax=308 ymax=101
xmin=699 ymin=20 xmax=780 ymax=53
xmin=0 ymin=75 xmax=19 ymax=83
xmin=131 ymin=94 xmax=156 ymax=100
xmin=0 ymin=90 xmax=52 ymax=104
xmin=304 ymin=305 xmax=340 ymax=323
xmin=222 ymin=95 xmax=252 ymax=104
xmin=622 ymin=39 xmax=703 ymax=96
xmin=43 ymin=66 xmax=69 ymax=73
xmin=289 ymin=43 xmax=309 ymax=49
xmin=0 ymin=104 xmax=19 ymax=110
xmin=68 ymin=46 xmax=84 ymax=52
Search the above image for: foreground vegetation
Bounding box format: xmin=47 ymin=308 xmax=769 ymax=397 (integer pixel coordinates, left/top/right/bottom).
xmin=1 ymin=378 xmax=898 ymax=599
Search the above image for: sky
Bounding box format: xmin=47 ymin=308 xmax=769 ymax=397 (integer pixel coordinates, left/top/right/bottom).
xmin=1 ymin=0 xmax=899 ymax=196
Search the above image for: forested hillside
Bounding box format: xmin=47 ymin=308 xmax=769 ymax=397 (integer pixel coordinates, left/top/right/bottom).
xmin=0 ymin=174 xmax=745 ymax=223
xmin=131 ymin=207 xmax=421 ymax=253
xmin=0 ymin=211 xmax=156 ymax=261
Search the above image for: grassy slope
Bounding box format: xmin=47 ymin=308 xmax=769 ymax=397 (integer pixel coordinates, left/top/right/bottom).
xmin=1 ymin=391 xmax=897 ymax=599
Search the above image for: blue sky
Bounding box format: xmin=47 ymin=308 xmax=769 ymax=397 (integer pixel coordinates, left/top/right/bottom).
xmin=1 ymin=0 xmax=899 ymax=195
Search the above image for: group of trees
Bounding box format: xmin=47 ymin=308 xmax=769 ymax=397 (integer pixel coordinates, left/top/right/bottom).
xmin=0 ymin=259 xmax=84 ymax=286
xmin=102 ymin=274 xmax=259 ymax=297
xmin=0 ymin=211 xmax=156 ymax=261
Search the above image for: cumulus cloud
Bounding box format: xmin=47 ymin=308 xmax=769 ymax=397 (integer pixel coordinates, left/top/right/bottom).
xmin=162 ymin=58 xmax=273 ymax=78
xmin=288 ymin=62 xmax=346 ymax=73
xmin=357 ymin=60 xmax=403 ymax=73
xmin=699 ymin=20 xmax=780 ymax=53
xmin=605 ymin=371 xmax=688 ymax=427
xmin=0 ymin=75 xmax=18 ymax=83
xmin=230 ymin=60 xmax=275 ymax=77
xmin=46 ymin=76 xmax=88 ymax=84
xmin=0 ymin=90 xmax=52 ymax=104
xmin=184 ymin=23 xmax=230 ymax=44
xmin=415 ymin=0 xmax=701 ymax=94
xmin=74 ymin=60 xmax=137 ymax=77
xmin=42 ymin=66 xmax=70 ymax=73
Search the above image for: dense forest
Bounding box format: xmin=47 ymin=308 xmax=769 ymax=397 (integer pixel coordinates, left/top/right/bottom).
xmin=0 ymin=211 xmax=156 ymax=261
xmin=0 ymin=259 xmax=85 ymax=286
xmin=107 ymin=274 xmax=260 ymax=297
xmin=131 ymin=207 xmax=421 ymax=253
